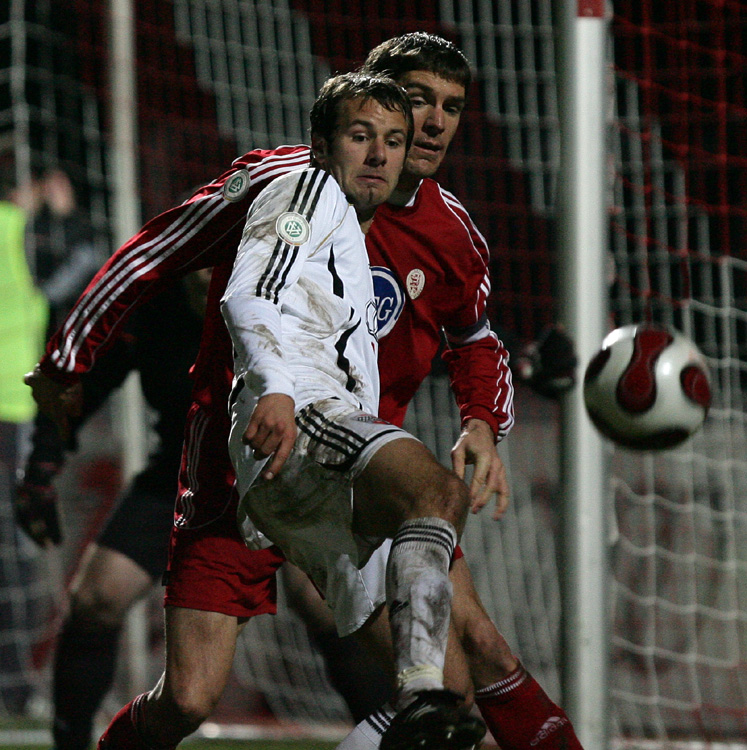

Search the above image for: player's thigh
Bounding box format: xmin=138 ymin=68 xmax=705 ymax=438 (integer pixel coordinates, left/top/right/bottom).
xmin=161 ymin=605 xmax=241 ymax=706
xmin=354 ymin=437 xmax=468 ymax=536
xmin=69 ymin=543 xmax=152 ymax=626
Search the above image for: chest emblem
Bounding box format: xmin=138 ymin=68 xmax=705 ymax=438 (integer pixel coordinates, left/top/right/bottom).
xmin=276 ymin=212 xmax=310 ymax=246
xmin=406 ymin=269 xmax=425 ymax=300
xmin=371 ymin=266 xmax=405 ymax=339
xmin=222 ymin=169 xmax=251 ymax=202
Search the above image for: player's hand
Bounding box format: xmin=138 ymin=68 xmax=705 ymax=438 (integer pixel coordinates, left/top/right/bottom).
xmin=451 ymin=418 xmax=509 ymax=519
xmin=24 ymin=366 xmax=83 ymax=442
xmin=13 ymin=460 xmax=63 ymax=547
xmin=243 ymin=393 xmax=297 ymax=481
xmin=514 ymin=325 xmax=577 ymax=399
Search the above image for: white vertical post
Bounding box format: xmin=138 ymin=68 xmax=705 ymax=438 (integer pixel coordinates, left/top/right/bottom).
xmin=108 ymin=0 xmax=150 ymax=696
xmin=556 ymin=2 xmax=610 ymax=749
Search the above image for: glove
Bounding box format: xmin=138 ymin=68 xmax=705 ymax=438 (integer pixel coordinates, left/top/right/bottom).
xmin=13 ymin=460 xmax=63 ymax=547
xmin=514 ymin=325 xmax=577 ymax=399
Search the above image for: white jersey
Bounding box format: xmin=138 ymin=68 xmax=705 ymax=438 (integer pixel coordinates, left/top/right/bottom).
xmin=222 ymin=167 xmax=412 ymax=636
xmin=222 ymin=166 xmax=381 ymax=496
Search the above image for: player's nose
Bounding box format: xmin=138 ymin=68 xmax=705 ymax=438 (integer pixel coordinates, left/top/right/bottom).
xmin=423 ymin=106 xmax=445 ymax=134
xmin=365 ymin=138 xmax=387 ymax=165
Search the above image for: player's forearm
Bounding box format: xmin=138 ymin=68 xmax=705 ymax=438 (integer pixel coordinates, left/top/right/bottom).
xmin=442 ymin=333 xmax=515 ymax=442
xmin=221 ymin=293 xmax=295 ymax=400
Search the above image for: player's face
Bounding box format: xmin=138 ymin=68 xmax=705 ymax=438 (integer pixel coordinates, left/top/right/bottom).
xmin=397 ymin=70 xmax=466 ymax=182
xmin=316 ymin=97 xmax=409 ymax=225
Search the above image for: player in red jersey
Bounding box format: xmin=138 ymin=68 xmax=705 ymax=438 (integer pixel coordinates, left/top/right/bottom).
xmin=26 ymin=34 xmax=582 ymax=750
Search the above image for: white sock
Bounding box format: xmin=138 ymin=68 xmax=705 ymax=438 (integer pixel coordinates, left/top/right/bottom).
xmin=335 ymin=704 xmax=395 ymax=749
xmin=386 ymin=517 xmax=456 ymax=704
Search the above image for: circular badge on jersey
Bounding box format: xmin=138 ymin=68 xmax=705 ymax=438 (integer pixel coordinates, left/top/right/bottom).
xmin=276 ymin=212 xmax=310 ymax=246
xmin=406 ymin=268 xmax=426 ymax=299
xmin=222 ymin=169 xmax=251 ymax=202
xmin=371 ymin=266 xmax=405 ymax=338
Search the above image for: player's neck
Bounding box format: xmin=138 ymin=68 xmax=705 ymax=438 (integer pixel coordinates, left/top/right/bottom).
xmin=358 ymin=211 xmax=376 ymax=234
xmin=388 ymin=175 xmax=423 ymax=207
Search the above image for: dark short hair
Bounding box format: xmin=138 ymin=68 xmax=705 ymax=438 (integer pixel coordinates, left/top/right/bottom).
xmin=310 ymin=72 xmax=414 ymax=150
xmin=361 ymin=32 xmax=472 ymax=91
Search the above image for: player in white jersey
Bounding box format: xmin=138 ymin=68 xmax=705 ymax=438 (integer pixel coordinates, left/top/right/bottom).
xmin=222 ymin=73 xmax=485 ymax=750
xmin=224 ymin=167 xmax=403 ymax=633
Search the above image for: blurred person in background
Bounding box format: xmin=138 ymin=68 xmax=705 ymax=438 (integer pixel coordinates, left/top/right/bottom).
xmin=19 ymin=167 xmax=106 ymax=334
xmin=0 ymin=169 xmax=49 ymax=715
xmin=14 ymin=271 xmax=205 ymax=749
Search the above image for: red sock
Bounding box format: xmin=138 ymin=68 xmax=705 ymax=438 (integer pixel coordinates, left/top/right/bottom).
xmin=475 ymin=664 xmax=584 ymax=750
xmin=97 ymin=694 xmax=176 ymax=750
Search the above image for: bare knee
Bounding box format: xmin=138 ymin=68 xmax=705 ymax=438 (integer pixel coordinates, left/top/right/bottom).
xmin=425 ymin=471 xmax=471 ymax=532
xmin=154 ymin=679 xmax=220 ymax=733
xmin=145 ymin=607 xmax=239 ymax=741
xmin=68 ymin=583 xmax=131 ymax=630
xmin=68 ymin=545 xmax=150 ymax=629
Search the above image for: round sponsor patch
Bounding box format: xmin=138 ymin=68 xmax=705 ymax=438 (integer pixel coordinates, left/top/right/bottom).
xmin=406 ymin=268 xmax=426 ymax=299
xmin=371 ymin=266 xmax=405 ymax=339
xmin=222 ymin=169 xmax=251 ymax=202
xmin=276 ymin=212 xmax=310 ymax=245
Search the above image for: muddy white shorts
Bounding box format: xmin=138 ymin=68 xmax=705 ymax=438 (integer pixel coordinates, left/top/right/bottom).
xmin=232 ymin=396 xmax=411 ymax=635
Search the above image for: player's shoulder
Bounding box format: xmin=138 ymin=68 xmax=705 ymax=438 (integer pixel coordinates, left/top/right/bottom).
xmin=414 ymin=179 xmax=487 ymax=248
xmin=233 ymin=144 xmax=312 ymax=173
xmin=222 ymin=145 xmax=313 ymax=199
xmin=258 ymin=165 xmax=340 ymax=209
xmin=419 ymin=179 xmax=473 ymax=221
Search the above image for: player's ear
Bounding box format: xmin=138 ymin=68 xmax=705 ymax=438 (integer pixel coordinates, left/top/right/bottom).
xmin=311 ymin=133 xmax=329 ymax=166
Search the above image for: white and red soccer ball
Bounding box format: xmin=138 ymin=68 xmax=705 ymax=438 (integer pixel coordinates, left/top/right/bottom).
xmin=583 ymin=324 xmax=712 ymax=450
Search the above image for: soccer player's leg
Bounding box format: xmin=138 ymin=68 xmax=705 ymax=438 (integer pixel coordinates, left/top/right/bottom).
xmin=340 ymin=612 xmax=479 ymax=750
xmin=451 ymin=555 xmax=584 ymax=750
xmin=97 ymin=606 xmax=243 ymax=750
xmin=142 ymin=606 xmax=243 ymax=743
xmin=54 ymin=545 xmax=152 ymax=750
xmin=282 ymin=563 xmax=394 ymax=722
xmin=55 ymin=481 xmax=173 ymax=750
xmin=353 ymin=437 xmax=485 ymax=749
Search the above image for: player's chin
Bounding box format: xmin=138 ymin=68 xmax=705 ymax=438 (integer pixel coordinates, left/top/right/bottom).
xmin=405 ymin=154 xmax=441 ymax=179
xmin=360 ymin=184 xmax=394 ymax=209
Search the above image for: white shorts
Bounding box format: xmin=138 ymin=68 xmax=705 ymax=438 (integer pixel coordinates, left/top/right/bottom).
xmin=232 ymin=397 xmax=411 ymax=635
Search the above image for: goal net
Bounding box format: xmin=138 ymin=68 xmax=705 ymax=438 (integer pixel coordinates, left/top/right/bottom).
xmin=0 ymin=1 xmax=745 ymax=746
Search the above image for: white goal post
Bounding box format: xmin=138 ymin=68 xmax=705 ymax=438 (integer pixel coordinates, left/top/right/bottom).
xmin=556 ymin=3 xmax=609 ymax=749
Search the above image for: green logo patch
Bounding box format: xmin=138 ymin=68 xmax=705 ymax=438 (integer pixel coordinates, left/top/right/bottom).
xmin=276 ymin=212 xmax=310 ymax=245
xmin=222 ymin=169 xmax=251 ymax=202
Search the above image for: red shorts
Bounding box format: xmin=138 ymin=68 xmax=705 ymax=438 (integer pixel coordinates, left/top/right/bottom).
xmin=164 ymin=402 xmax=286 ymax=617
xmin=164 ymin=494 xmax=286 ymax=617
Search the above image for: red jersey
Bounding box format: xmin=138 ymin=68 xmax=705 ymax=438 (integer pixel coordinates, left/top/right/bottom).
xmin=39 ymin=146 xmax=513 ymax=525
xmin=368 ymin=180 xmax=513 ymax=439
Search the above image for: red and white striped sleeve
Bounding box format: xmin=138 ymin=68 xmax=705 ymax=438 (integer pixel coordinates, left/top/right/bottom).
xmin=437 ymin=186 xmax=515 ymax=441
xmin=39 ymin=146 xmax=311 ymax=382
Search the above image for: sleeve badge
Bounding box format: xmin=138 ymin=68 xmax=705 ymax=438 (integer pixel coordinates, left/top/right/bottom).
xmin=223 ymin=169 xmax=251 ymax=202
xmin=275 ymin=212 xmax=310 ymax=245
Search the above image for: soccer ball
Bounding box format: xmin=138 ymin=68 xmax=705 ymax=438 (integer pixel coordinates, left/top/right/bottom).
xmin=583 ymin=324 xmax=712 ymax=450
